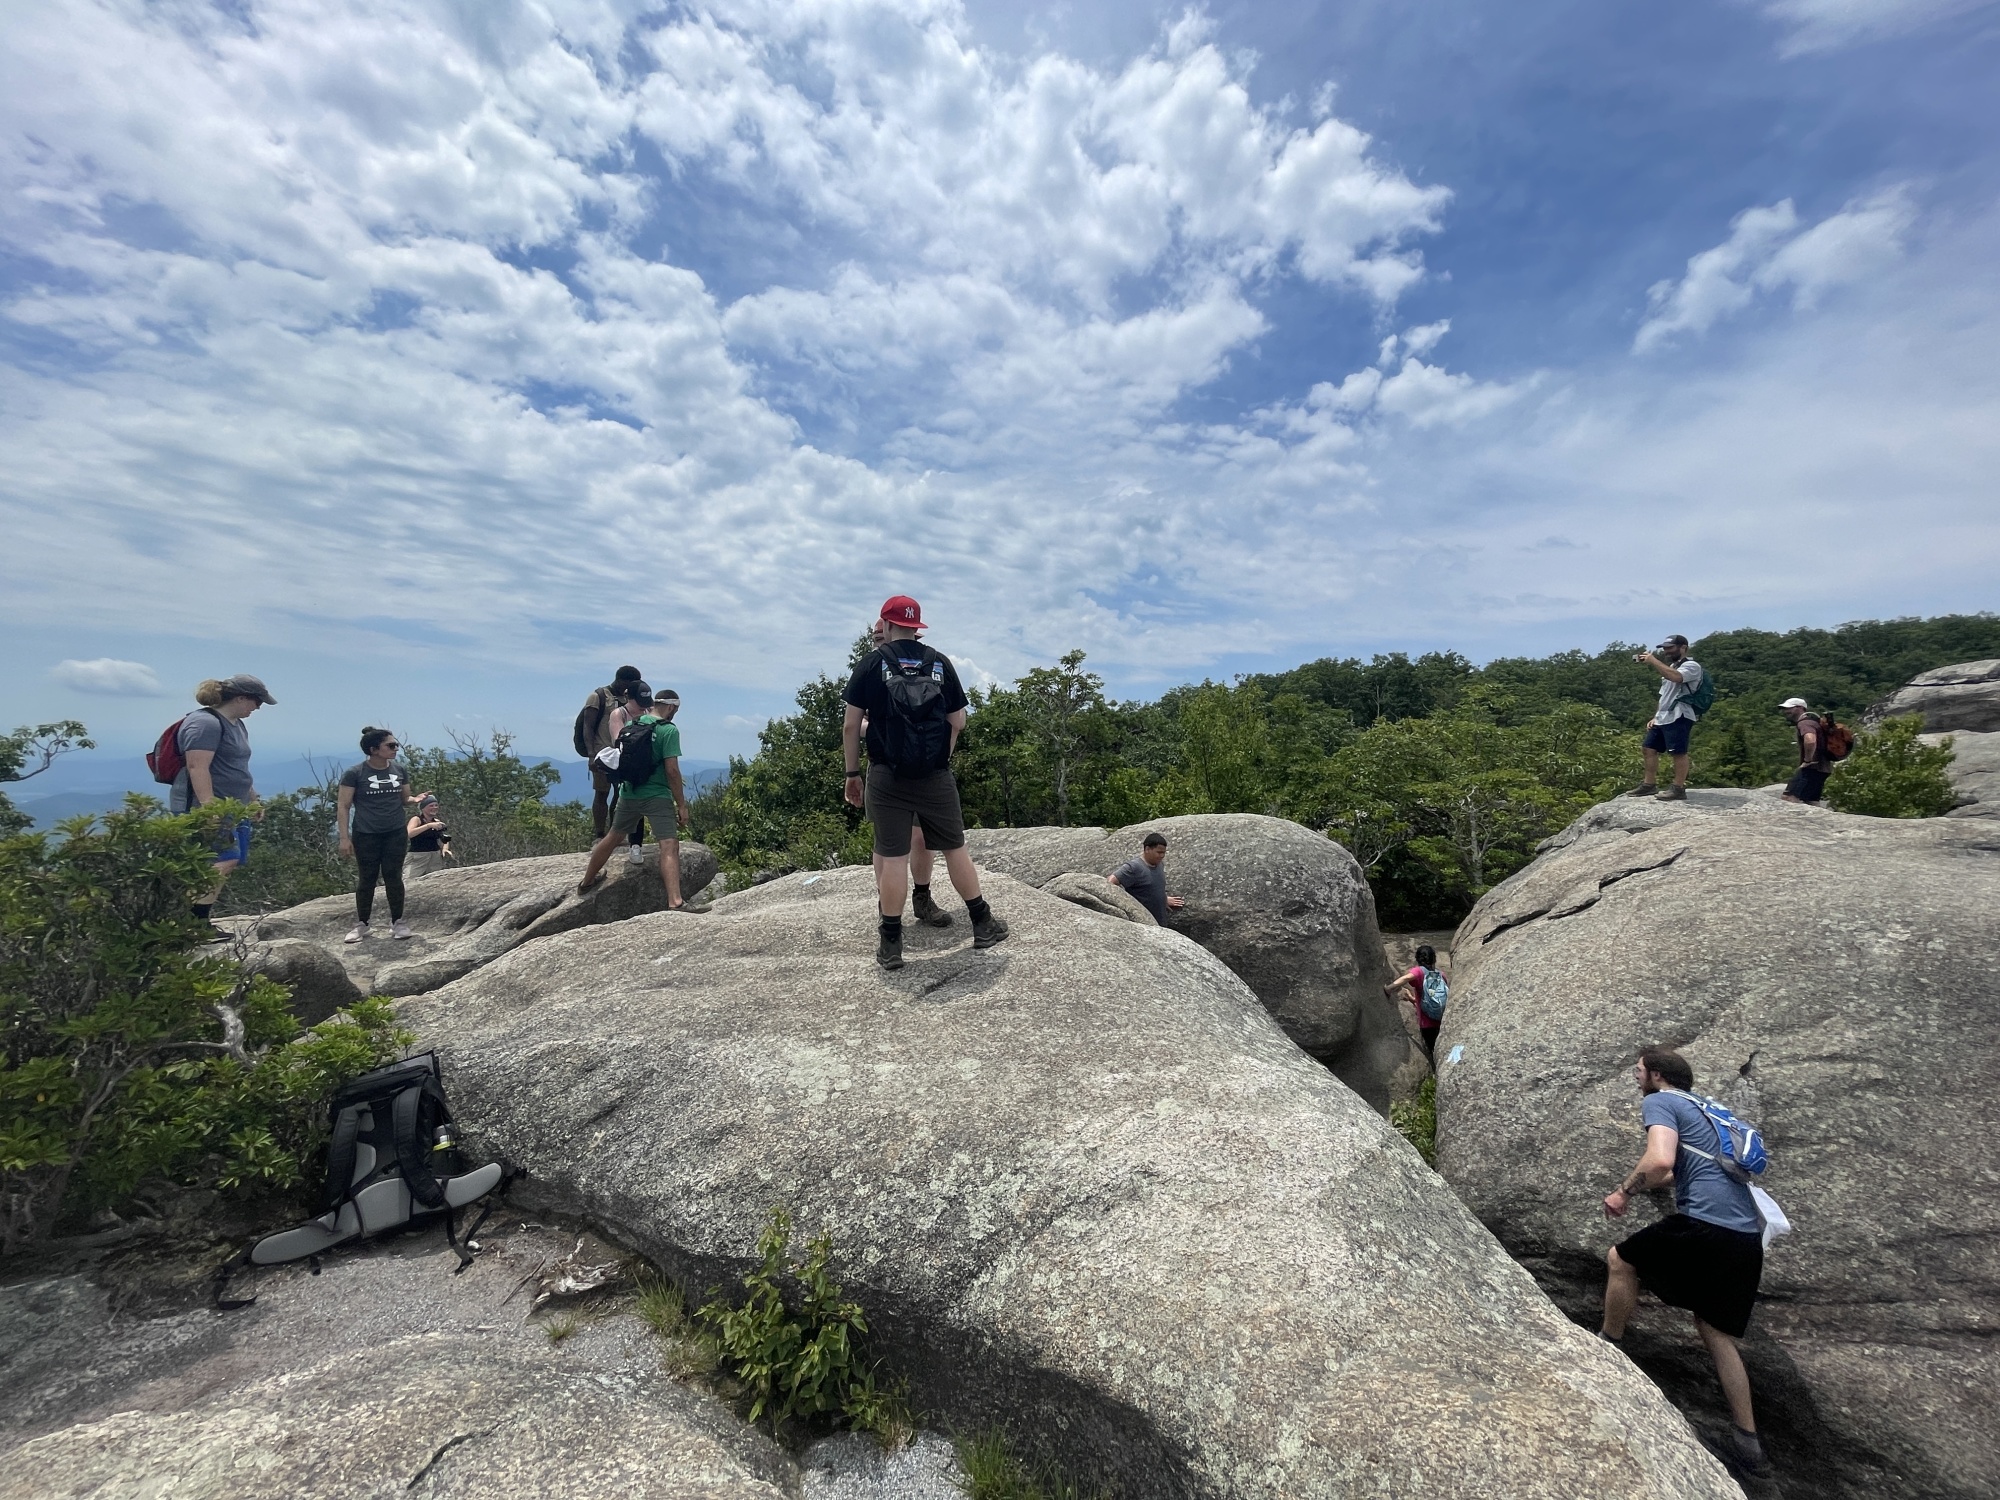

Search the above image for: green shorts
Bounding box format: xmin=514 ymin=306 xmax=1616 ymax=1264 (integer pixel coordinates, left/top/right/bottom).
xmin=611 ymin=794 xmax=679 ymax=836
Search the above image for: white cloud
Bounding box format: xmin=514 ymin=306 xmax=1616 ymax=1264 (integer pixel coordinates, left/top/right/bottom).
xmin=1635 ymin=190 xmax=1913 ymax=352
xmin=1753 ymin=0 xmax=1994 ymax=55
xmin=50 ymin=658 xmax=164 ymax=695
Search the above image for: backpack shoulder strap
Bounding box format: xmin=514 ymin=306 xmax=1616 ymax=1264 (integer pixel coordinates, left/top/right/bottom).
xmin=392 ymin=1080 xmax=450 ymax=1210
xmin=319 ymin=1102 xmax=367 ymax=1214
xmin=1657 ymin=1088 xmax=1729 ymax=1162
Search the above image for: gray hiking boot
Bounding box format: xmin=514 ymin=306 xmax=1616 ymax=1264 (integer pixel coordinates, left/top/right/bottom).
xmin=912 ymin=886 xmax=953 ymax=927
xmin=1702 ymin=1427 xmax=1774 ymax=1486
xmin=876 ymin=932 xmax=905 ymax=971
xmin=1655 ymin=784 xmax=1688 ymax=801
xmin=972 ymin=912 xmax=1010 ymax=950
xmin=1626 ymin=782 xmax=1659 ymax=798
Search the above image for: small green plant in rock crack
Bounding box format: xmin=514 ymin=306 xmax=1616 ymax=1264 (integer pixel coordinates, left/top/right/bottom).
xmin=956 ymin=1429 xmax=1107 ymax=1500
xmin=1391 ymin=1075 xmax=1437 ymax=1167
xmin=543 ymin=1311 xmax=584 ymax=1345
xmin=696 ymin=1206 xmax=910 ymax=1441
xmin=632 ymin=1271 xmax=721 ymax=1377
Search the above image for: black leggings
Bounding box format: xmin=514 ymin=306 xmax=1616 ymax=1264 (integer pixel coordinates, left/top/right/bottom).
xmin=354 ymin=828 xmax=409 ymax=923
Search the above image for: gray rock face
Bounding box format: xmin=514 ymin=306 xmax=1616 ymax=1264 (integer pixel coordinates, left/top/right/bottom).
xmin=1927 ymin=728 xmax=2000 ymax=819
xmin=241 ymin=937 xmax=366 ymax=1024
xmin=406 ymin=867 xmax=1738 ymax=1500
xmin=1036 ymin=870 xmax=1156 ymax=924
xmin=244 ymin=847 xmax=717 ymax=997
xmin=0 ymin=1221 xmax=794 ymax=1500
xmin=1865 ymin=658 xmax=2000 ymax=732
xmin=967 ymin=814 xmax=1418 ymax=1111
xmin=1435 ymin=797 xmax=2000 ymax=1500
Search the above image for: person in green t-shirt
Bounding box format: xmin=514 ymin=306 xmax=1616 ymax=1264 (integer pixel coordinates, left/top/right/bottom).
xmin=576 ymin=685 xmax=693 ymax=906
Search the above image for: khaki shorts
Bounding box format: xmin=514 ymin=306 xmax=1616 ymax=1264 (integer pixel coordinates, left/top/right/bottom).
xmin=866 ymin=766 xmax=964 ymax=858
xmin=611 ymin=794 xmax=679 ymax=836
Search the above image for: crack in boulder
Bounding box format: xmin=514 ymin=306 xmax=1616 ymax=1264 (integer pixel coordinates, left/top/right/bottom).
xmin=407 ymin=1427 xmax=492 ymax=1490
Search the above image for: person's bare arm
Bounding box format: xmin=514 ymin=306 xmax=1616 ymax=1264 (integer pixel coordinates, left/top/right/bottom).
xmin=1800 ymin=724 xmax=1819 ymax=760
xmin=947 ymin=706 xmax=967 ymax=755
xmin=1603 ymin=1125 xmax=1678 ymax=1217
xmin=1383 ymin=971 xmax=1416 ymax=1002
xmin=185 ymin=748 xmax=216 ymax=807
xmin=842 ymin=705 xmax=865 ymax=808
xmin=666 ymin=759 xmax=688 ymax=828
xmin=1639 ymin=653 xmax=1685 ymax=684
xmin=336 ymin=785 xmax=356 ymax=855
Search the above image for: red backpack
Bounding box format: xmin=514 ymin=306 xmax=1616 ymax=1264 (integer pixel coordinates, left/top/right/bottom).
xmin=146 ymin=709 xmax=220 ymax=785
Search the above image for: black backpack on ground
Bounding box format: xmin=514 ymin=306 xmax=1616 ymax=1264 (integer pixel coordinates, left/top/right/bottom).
xmin=608 ymin=717 xmax=659 ymax=787
xmin=875 ymin=644 xmax=952 ymax=775
xmin=214 ymin=1052 xmax=516 ymax=1308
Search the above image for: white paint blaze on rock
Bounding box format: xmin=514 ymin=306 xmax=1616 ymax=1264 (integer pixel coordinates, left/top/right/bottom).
xmin=408 ymin=868 xmax=1737 ymax=1500
xmin=1435 ymin=796 xmax=2000 ymax=1500
xmin=968 ymin=814 xmax=1419 ymax=1111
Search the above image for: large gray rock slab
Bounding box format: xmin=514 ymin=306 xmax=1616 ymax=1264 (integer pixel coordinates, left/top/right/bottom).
xmin=1865 ymin=658 xmax=2000 ymax=733
xmin=1435 ymin=798 xmax=2000 ymax=1500
xmin=967 ymin=814 xmax=1419 ymax=1110
xmin=1037 ymin=869 xmax=1157 ymax=924
xmin=1926 ymin=728 xmax=2000 ymax=819
xmin=406 ymin=867 xmax=1738 ymax=1500
xmin=0 ymin=1220 xmax=793 ymax=1499
xmin=243 ymin=846 xmax=716 ymax=997
xmin=241 ymin=937 xmax=367 ymax=1024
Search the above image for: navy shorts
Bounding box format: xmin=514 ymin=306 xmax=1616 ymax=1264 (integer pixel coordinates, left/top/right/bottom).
xmin=1785 ymin=765 xmax=1830 ymax=803
xmin=1642 ymin=718 xmax=1693 ymax=756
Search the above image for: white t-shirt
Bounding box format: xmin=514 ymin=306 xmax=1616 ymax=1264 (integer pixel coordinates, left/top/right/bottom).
xmin=1653 ymin=659 xmax=1704 ymax=725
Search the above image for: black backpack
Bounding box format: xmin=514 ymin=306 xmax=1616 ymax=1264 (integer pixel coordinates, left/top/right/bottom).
xmin=214 ymin=1052 xmax=515 ymax=1308
xmin=875 ymin=644 xmax=952 ymax=774
xmin=609 ymin=717 xmax=659 ymax=787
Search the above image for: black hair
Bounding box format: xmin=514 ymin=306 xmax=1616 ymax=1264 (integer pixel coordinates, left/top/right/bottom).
xmin=614 ymin=665 xmax=642 ymax=682
xmin=1414 ymin=944 xmax=1437 ymax=968
xmin=360 ymin=726 xmax=395 ymax=754
xmin=1638 ymin=1047 xmax=1694 ymax=1091
xmin=1142 ymin=831 xmax=1167 ymax=849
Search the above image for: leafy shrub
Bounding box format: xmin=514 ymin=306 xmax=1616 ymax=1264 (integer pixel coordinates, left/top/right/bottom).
xmin=1391 ymin=1075 xmax=1438 ymax=1167
xmin=0 ymin=721 xmax=94 ymax=837
xmin=1 ymin=799 xmax=407 ymax=1253
xmin=1825 ymin=716 xmax=1959 ymax=819
xmin=697 ymin=1206 xmax=905 ymax=1437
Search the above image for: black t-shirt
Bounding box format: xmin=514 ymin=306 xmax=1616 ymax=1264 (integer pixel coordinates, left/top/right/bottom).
xmin=844 ymin=642 xmax=969 ymax=769
xmin=409 ymin=818 xmax=450 ymax=852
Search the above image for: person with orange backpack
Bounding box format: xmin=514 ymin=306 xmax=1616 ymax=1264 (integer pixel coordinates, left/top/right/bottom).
xmin=1779 ymin=697 xmax=1852 ymax=804
xmin=147 ymin=674 xmax=276 ymax=930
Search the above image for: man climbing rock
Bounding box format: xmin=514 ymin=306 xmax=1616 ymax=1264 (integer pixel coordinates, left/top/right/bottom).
xmin=1107 ymin=831 xmax=1184 ymax=924
xmin=842 ymin=596 xmax=1007 ymax=970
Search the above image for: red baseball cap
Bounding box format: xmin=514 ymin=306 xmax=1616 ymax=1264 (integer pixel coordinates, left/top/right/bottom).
xmin=879 ymin=595 xmax=927 ymax=629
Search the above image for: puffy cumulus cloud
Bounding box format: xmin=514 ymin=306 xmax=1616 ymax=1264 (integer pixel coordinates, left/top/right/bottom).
xmin=0 ymin=0 xmax=1457 ymax=687
xmin=1752 ymin=0 xmax=1994 ymax=54
xmin=49 ymin=658 xmax=165 ymax=695
xmin=1635 ymin=190 xmax=1914 ymax=351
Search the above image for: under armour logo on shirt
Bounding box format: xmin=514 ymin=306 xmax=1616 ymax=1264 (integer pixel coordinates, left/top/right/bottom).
xmin=366 ymin=773 xmax=402 ymax=792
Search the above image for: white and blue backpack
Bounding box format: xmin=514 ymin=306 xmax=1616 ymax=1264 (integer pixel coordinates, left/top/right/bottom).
xmin=1418 ymin=967 xmax=1449 ymax=1023
xmin=1661 ymin=1087 xmax=1768 ymax=1182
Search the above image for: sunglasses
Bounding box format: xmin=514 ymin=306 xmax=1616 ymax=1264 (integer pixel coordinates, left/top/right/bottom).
xmin=381 ymin=741 xmax=400 ymax=750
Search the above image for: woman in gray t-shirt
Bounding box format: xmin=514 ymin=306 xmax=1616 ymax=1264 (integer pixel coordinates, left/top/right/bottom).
xmin=171 ymin=673 xmax=276 ymax=927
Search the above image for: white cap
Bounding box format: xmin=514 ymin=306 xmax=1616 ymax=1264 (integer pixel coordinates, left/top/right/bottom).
xmin=1779 ymin=697 xmax=1809 ymax=710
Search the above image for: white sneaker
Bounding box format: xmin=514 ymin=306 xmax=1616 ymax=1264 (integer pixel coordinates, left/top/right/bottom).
xmin=391 ymin=919 xmax=414 ymax=940
xmin=344 ymin=922 xmax=370 ymax=944
xmin=628 ymin=844 xmax=649 ymax=864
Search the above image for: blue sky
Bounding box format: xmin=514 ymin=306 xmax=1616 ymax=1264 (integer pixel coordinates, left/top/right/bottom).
xmin=2 ymin=0 xmax=1995 ymax=774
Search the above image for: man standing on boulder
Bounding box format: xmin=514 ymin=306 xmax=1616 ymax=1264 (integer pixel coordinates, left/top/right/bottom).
xmin=1600 ymin=1047 xmax=1771 ymax=1483
xmin=1107 ymin=831 xmax=1184 ymax=923
xmin=843 ymin=596 xmax=1007 ymax=970
xmin=576 ymin=684 xmax=690 ymax=907
xmin=1629 ymin=635 xmax=1705 ymax=802
xmin=577 ymin=666 xmax=643 ymax=838
xmin=1779 ymin=697 xmax=1832 ymax=804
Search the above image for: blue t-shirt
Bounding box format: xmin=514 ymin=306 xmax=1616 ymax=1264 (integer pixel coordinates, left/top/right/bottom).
xmin=1642 ymin=1090 xmax=1760 ymax=1234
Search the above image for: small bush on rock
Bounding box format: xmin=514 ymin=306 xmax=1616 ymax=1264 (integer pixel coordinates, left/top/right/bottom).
xmin=697 ymin=1206 xmax=906 ymax=1439
xmin=1825 ymin=716 xmax=1959 ymax=819
xmin=957 ymin=1430 xmax=1105 ymax=1500
xmin=1 ymin=801 xmax=408 ymax=1253
xmin=1391 ymin=1075 xmax=1438 ymax=1167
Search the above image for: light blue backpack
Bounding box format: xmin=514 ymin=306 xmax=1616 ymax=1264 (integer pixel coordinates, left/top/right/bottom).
xmin=1418 ymin=968 xmax=1449 ymax=1023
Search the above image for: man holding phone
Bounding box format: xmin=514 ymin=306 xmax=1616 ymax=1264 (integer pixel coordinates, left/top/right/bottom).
xmin=1629 ymin=634 xmax=1705 ymax=802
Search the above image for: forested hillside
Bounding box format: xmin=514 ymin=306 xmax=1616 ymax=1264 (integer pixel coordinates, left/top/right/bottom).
xmin=694 ymin=614 xmax=2000 ymax=927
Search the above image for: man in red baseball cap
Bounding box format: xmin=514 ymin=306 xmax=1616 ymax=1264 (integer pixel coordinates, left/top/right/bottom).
xmin=842 ymin=596 xmax=1008 ymax=969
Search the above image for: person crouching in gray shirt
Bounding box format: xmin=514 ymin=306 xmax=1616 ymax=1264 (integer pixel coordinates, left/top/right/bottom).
xmin=1107 ymin=831 xmax=1185 ymax=923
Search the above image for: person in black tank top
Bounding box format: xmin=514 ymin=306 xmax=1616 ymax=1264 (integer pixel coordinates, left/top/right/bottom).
xmin=407 ymin=793 xmax=454 ymax=878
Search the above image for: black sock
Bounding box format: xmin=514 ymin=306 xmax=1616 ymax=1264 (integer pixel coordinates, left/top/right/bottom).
xmin=879 ymin=914 xmax=902 ymax=943
xmin=966 ymin=896 xmax=991 ymax=924
xmin=913 ymin=882 xmax=931 ymax=899
xmin=192 ymin=902 xmax=213 ymax=920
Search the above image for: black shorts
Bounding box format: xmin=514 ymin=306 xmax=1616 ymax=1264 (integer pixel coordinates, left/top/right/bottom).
xmin=1785 ymin=765 xmax=1830 ymax=802
xmin=1617 ymin=1213 xmax=1763 ymax=1338
xmin=865 ymin=767 xmax=965 ymax=858
xmin=1642 ymin=718 xmax=1693 ymax=756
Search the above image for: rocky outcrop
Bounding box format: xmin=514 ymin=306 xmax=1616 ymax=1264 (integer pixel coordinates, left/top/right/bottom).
xmin=405 ymin=867 xmax=1739 ymax=1500
xmin=1036 ymin=870 xmax=1156 ymax=924
xmin=242 ymin=847 xmax=717 ymax=998
xmin=1928 ymin=728 xmax=2000 ymax=819
xmin=966 ymin=814 xmax=1418 ymax=1111
xmin=0 ymin=1220 xmax=796 ymax=1500
xmin=1435 ymin=796 xmax=2000 ymax=1500
xmin=240 ymin=937 xmax=366 ymax=1024
xmin=1864 ymin=658 xmax=2000 ymax=733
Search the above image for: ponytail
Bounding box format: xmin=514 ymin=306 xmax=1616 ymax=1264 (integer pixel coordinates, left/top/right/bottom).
xmin=194 ymin=679 xmax=226 ymax=708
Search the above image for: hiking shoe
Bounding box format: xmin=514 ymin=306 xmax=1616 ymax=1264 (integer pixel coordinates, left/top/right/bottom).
xmin=627 ymin=844 xmax=649 ymax=864
xmin=876 ymin=933 xmax=905 ymax=970
xmin=971 ymin=912 xmax=1010 ymax=950
xmin=1655 ymin=785 xmax=1688 ymax=801
xmin=576 ymin=873 xmax=606 ymax=897
xmin=391 ymin=919 xmax=415 ymax=940
xmin=343 ymin=922 xmax=370 ymax=944
xmin=1626 ymin=782 xmax=1659 ymax=798
xmin=912 ymin=887 xmax=953 ymax=927
xmin=1701 ymin=1428 xmax=1774 ymax=1485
